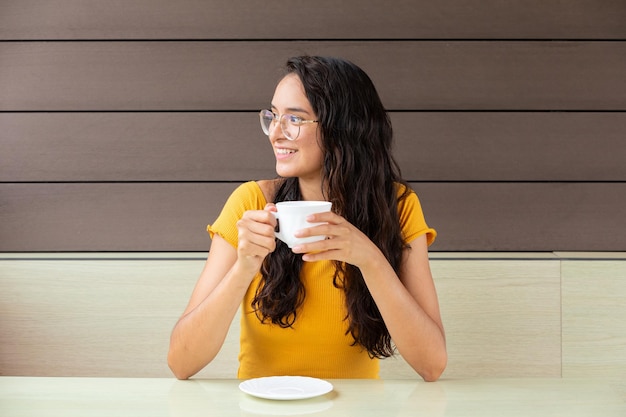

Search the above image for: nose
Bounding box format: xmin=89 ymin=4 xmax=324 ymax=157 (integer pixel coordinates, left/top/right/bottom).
xmin=268 ymin=118 xmax=285 ymax=142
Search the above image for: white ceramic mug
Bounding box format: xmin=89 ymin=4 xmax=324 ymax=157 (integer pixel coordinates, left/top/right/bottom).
xmin=272 ymin=201 xmax=332 ymax=248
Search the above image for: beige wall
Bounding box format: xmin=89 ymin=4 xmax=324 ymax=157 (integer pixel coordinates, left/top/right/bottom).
xmin=1 ymin=252 xmax=625 ymax=380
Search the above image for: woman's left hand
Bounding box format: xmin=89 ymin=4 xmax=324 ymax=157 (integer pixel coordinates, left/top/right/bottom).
xmin=290 ymin=211 xmax=384 ymax=268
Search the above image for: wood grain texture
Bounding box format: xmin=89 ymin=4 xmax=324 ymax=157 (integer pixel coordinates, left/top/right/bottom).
xmin=1 ymin=182 xmax=625 ymax=252
xmin=2 ymin=41 xmax=625 ymax=111
xmin=1 ymin=3 xmax=624 ymax=254
xmin=0 ymin=255 xmax=563 ymax=378
xmin=433 ymin=259 xmax=562 ymax=378
xmin=2 ymin=0 xmax=625 ymax=40
xmin=0 ymin=112 xmax=277 ymax=182
xmin=562 ymin=260 xmax=626 ymax=380
xmin=3 ymin=112 xmax=625 ymax=182
xmin=0 ymin=258 xmax=209 ymax=377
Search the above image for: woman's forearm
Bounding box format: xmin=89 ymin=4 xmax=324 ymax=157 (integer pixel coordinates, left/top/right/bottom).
xmin=359 ymin=247 xmax=447 ymax=381
xmin=167 ymin=261 xmax=253 ymax=379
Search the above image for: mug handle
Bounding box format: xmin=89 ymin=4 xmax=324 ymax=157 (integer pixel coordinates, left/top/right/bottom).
xmin=270 ymin=211 xmax=284 ymax=242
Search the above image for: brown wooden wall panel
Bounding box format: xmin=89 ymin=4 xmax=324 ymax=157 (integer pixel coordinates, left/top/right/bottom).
xmin=2 ymin=112 xmax=626 ymax=182
xmin=0 ymin=113 xmax=275 ymax=182
xmin=1 ymin=3 xmax=624 ymax=254
xmin=393 ymin=112 xmax=626 ymax=182
xmin=2 ymin=41 xmax=625 ymax=111
xmin=1 ymin=182 xmax=625 ymax=252
xmin=2 ymin=0 xmax=625 ymax=40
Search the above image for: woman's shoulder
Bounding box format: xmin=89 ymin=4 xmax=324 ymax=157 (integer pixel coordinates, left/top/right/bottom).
xmin=227 ymin=179 xmax=280 ymax=207
xmin=217 ymin=180 xmax=277 ymax=215
xmin=394 ymin=181 xmax=415 ymax=198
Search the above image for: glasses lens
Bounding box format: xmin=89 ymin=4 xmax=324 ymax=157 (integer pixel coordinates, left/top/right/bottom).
xmin=281 ymin=115 xmax=299 ymax=141
xmin=259 ymin=110 xmax=274 ymax=135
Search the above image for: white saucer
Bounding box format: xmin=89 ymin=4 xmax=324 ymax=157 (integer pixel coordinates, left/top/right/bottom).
xmin=239 ymin=376 xmax=333 ymax=400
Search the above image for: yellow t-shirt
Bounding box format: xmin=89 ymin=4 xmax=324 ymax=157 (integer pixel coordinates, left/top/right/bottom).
xmin=208 ymin=181 xmax=436 ymax=379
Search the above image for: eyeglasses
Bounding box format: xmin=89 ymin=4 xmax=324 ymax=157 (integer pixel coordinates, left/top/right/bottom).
xmin=259 ymin=109 xmax=318 ymax=141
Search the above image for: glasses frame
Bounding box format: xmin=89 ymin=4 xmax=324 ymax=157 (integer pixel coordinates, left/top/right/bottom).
xmin=259 ymin=109 xmax=318 ymax=141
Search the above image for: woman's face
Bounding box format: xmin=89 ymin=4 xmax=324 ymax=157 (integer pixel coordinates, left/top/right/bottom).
xmin=268 ymin=74 xmax=324 ymax=185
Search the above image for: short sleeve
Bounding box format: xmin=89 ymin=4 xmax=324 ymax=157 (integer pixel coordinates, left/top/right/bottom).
xmin=397 ymin=186 xmax=437 ymax=246
xmin=207 ymin=181 xmax=268 ymax=249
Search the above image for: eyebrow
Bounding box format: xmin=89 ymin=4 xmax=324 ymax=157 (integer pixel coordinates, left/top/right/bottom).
xmin=270 ymin=104 xmax=313 ymax=116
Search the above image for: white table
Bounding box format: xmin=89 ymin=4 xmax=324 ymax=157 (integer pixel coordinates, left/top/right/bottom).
xmin=1 ymin=377 xmax=624 ymax=416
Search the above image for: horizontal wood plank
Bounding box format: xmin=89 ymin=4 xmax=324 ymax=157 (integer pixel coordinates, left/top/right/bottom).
xmin=0 ymin=258 xmax=210 ymax=377
xmin=1 ymin=182 xmax=625 ymax=252
xmin=2 ymin=112 xmax=625 ymax=182
xmin=0 ymin=256 xmax=563 ymax=378
xmin=433 ymin=259 xmax=561 ymax=377
xmin=562 ymin=260 xmax=626 ymax=380
xmin=2 ymin=41 xmax=625 ymax=111
xmin=1 ymin=0 xmax=625 ymax=40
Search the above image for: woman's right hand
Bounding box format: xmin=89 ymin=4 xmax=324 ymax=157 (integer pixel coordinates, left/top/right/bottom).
xmin=235 ymin=203 xmax=278 ymax=274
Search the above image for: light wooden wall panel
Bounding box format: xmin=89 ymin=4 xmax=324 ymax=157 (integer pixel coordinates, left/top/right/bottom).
xmin=433 ymin=259 xmax=562 ymax=378
xmin=0 ymin=258 xmax=207 ymax=377
xmin=2 ymin=41 xmax=625 ymax=111
xmin=2 ymin=0 xmax=625 ymax=40
xmin=0 ymin=254 xmax=564 ymax=378
xmin=2 ymin=112 xmax=625 ymax=182
xmin=2 ymin=182 xmax=625 ymax=252
xmin=3 ymin=254 xmax=624 ymax=378
xmin=562 ymin=259 xmax=626 ymax=380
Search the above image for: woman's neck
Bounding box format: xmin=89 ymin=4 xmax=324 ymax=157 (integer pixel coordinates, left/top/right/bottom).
xmin=297 ymin=177 xmax=326 ymax=201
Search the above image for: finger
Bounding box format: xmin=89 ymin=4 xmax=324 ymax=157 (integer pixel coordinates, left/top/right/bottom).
xmin=239 ymin=238 xmax=276 ymax=258
xmin=291 ymin=234 xmax=339 ymax=255
xmin=301 ymin=247 xmax=341 ymax=262
xmin=237 ymin=217 xmax=274 ymax=240
xmin=246 ymin=220 xmax=277 ymax=238
xmin=236 ymin=215 xmax=278 ymax=255
xmin=295 ymin=223 xmax=350 ymax=241
xmin=305 ymin=211 xmax=342 ymax=224
xmin=242 ymin=209 xmax=277 ymax=228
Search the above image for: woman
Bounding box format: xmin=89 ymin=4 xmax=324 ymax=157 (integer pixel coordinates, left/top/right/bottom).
xmin=168 ymin=56 xmax=447 ymax=381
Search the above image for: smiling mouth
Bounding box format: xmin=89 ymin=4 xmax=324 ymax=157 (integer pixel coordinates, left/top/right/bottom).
xmin=276 ymin=148 xmax=297 ymax=155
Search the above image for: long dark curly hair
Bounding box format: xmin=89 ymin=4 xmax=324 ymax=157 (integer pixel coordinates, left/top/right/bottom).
xmin=252 ymin=56 xmax=411 ymax=358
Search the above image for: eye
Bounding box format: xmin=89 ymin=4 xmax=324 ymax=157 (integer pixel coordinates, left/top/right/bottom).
xmin=286 ymin=114 xmax=303 ymax=125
